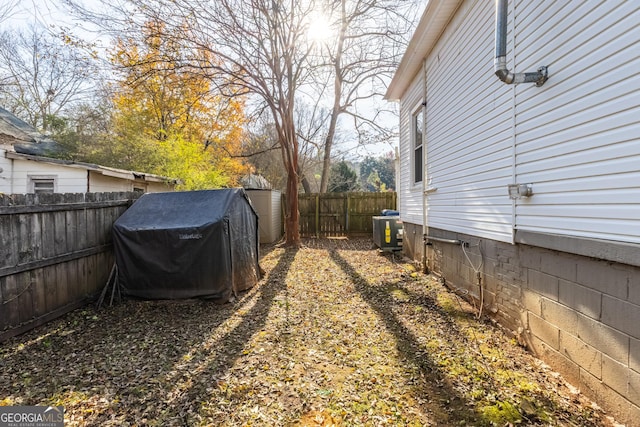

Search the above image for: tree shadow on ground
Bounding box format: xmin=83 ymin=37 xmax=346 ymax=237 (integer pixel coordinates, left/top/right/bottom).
xmin=0 ymin=247 xmax=298 ymax=426
xmin=328 ymin=248 xmax=481 ymax=425
xmin=143 ymin=246 xmax=298 ymax=425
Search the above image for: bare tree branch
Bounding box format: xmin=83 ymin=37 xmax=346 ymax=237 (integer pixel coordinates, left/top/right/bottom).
xmin=0 ymin=25 xmax=100 ymax=131
xmin=0 ymin=0 xmax=19 ymax=24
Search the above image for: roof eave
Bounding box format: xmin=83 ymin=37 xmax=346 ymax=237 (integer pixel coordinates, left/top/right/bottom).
xmin=6 ymin=151 xmax=180 ymax=185
xmin=385 ymin=0 xmax=464 ymax=101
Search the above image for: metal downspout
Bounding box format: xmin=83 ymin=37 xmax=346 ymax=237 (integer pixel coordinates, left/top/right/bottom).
xmin=421 ymin=60 xmax=428 ymax=273
xmin=494 ymin=0 xmax=548 ymax=86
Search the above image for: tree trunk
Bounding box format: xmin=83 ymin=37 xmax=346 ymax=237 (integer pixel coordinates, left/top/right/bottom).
xmin=301 ymin=174 xmax=312 ymax=193
xmin=281 ymin=109 xmax=301 ymax=247
xmin=319 ymin=0 xmax=346 ymax=193
xmin=319 ymin=109 xmax=339 ymax=193
xmin=284 ymin=162 xmax=301 ymax=246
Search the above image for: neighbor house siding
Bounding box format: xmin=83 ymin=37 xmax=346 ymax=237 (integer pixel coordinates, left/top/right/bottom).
xmin=398 ymin=74 xmax=425 ymax=227
xmin=145 ymin=182 xmax=172 ymax=193
xmin=3 ymin=154 xmax=174 ymax=195
xmin=11 ymin=159 xmax=88 ymax=193
xmin=424 ymin=0 xmax=513 ymax=242
xmin=89 ymin=172 xmax=135 ymax=192
xmin=514 ymin=1 xmax=640 ymax=244
xmin=89 ymin=174 xmax=171 ymax=193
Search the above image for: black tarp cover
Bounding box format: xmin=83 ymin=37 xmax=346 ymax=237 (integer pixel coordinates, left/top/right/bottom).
xmin=113 ymin=188 xmax=260 ymax=301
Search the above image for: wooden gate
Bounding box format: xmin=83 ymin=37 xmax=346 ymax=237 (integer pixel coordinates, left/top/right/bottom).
xmin=297 ymin=192 xmax=397 ymax=237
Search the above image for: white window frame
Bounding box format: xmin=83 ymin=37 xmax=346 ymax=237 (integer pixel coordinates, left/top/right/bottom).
xmin=28 ymin=175 xmax=57 ymax=194
xmin=412 ymin=108 xmax=424 ymax=185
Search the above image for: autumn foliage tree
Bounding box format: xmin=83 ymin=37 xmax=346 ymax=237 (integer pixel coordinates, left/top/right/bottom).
xmin=105 ymin=19 xmax=245 ymax=189
xmin=166 ymin=0 xmax=317 ymax=245
xmin=63 ymin=0 xmax=418 ymax=245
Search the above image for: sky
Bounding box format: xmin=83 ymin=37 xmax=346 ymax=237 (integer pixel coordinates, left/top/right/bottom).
xmin=3 ymin=0 xmax=400 ymax=160
xmin=6 ymin=0 xmax=76 ymax=29
xmin=6 ymin=0 xmax=106 ymax=46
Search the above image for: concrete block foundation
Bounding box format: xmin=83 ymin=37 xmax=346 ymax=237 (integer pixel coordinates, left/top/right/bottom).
xmin=405 ymin=224 xmax=640 ymax=426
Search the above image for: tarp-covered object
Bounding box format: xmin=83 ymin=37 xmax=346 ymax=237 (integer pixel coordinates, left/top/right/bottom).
xmin=113 ymin=189 xmax=260 ymax=301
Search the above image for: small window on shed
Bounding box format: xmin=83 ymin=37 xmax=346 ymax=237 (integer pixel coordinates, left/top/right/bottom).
xmin=413 ymin=110 xmax=423 ymax=184
xmin=29 ymin=175 xmax=56 ymax=194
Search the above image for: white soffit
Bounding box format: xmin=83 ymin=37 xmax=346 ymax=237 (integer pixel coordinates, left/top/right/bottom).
xmin=385 ymin=0 xmax=463 ymax=101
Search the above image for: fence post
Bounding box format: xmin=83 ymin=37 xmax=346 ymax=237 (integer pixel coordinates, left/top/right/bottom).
xmin=0 ymin=192 xmax=139 ymax=342
xmin=315 ymin=194 xmax=319 ymax=238
xmin=345 ymin=193 xmax=350 ymax=233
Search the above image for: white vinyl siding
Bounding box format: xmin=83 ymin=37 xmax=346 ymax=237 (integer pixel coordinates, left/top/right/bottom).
xmin=398 ymin=75 xmax=425 ymax=226
xmin=12 ymin=161 xmax=88 ymax=193
xmin=513 ymin=0 xmax=640 ymax=244
xmin=424 ymin=0 xmax=513 ymax=242
xmin=395 ymin=0 xmax=639 ymax=245
xmin=88 ymin=172 xmax=135 ymax=192
xmin=6 ymin=156 xmax=172 ymax=194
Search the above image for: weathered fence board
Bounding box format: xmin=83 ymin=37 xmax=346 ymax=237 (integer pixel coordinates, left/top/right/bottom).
xmin=297 ymin=192 xmax=397 ymax=237
xmin=0 ymin=192 xmax=140 ymax=341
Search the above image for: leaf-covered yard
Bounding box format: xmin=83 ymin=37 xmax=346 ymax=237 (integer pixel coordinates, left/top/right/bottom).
xmin=0 ymin=238 xmax=620 ymax=426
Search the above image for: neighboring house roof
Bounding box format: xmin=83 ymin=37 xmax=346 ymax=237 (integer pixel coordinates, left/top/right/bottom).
xmin=0 ymin=106 xmax=63 ymax=156
xmin=0 ymin=106 xmax=179 ymax=185
xmin=384 ymin=0 xmax=463 ymax=101
xmin=4 ymin=151 xmax=179 ymax=185
xmin=240 ymin=173 xmax=272 ymax=190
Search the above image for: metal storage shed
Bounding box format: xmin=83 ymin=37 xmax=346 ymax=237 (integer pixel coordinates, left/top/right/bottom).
xmin=112 ymin=188 xmax=260 ymax=302
xmin=245 ymin=189 xmax=282 ymax=244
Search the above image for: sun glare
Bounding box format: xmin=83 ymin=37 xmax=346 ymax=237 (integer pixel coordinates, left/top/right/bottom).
xmin=307 ymin=13 xmax=334 ymax=43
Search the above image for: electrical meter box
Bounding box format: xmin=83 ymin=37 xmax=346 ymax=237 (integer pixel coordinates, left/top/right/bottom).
xmin=372 ymin=216 xmax=403 ymax=251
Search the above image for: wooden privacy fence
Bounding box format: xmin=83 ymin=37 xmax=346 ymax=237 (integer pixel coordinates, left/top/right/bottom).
xmin=0 ymin=192 xmax=140 ymax=341
xmin=297 ymin=192 xmax=397 ymax=237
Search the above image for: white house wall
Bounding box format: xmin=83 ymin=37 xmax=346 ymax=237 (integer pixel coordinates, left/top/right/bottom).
xmin=513 ymin=1 xmax=640 ymax=244
xmin=145 ymin=182 xmax=173 ymax=193
xmin=398 ymin=74 xmax=425 ymax=226
xmin=89 ymin=172 xmax=135 ymax=193
xmin=2 ymin=154 xmax=174 ymax=194
xmin=401 ymin=0 xmax=640 ymax=245
xmin=11 ymin=158 xmax=88 ymax=193
xmin=424 ymin=0 xmax=514 ymax=242
xmin=90 ymin=172 xmax=172 ymax=193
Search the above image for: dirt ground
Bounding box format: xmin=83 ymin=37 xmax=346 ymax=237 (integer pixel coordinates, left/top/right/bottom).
xmin=0 ymin=238 xmax=623 ymax=426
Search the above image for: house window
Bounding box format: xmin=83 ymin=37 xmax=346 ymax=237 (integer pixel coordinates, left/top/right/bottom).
xmin=28 ymin=175 xmax=56 ymax=194
xmin=413 ymin=110 xmax=423 ymax=184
